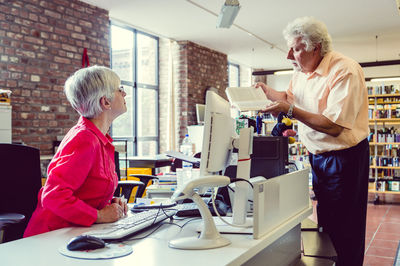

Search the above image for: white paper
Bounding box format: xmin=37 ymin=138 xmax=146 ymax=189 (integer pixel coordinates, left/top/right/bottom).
xmin=225 ymin=87 xmax=272 ymax=111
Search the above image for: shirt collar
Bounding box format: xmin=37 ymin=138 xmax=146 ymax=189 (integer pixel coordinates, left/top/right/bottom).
xmin=311 ymin=51 xmax=334 ymax=77
xmin=78 ymin=116 xmax=114 ymax=146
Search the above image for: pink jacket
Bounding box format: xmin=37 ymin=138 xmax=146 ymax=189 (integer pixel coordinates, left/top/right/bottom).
xmin=24 ymin=117 xmax=118 ymax=237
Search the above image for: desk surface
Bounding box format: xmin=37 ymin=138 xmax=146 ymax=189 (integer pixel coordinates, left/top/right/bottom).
xmin=127 ymin=155 xmax=173 ymax=169
xmin=0 ymin=206 xmax=311 ymax=266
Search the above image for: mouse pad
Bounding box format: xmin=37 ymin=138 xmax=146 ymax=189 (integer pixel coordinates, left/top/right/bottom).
xmin=59 ymin=243 xmax=133 ymax=260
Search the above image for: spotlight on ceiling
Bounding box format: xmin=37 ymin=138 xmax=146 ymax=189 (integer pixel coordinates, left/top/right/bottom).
xmin=216 ymin=0 xmax=241 ymax=28
xmin=397 ymin=0 xmax=400 ymax=15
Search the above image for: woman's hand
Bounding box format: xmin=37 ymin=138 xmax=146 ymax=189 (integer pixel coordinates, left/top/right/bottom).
xmin=111 ymin=196 xmax=128 ymax=215
xmin=95 ymin=202 xmax=125 ymax=223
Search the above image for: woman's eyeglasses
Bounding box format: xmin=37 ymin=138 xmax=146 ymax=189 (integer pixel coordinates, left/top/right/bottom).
xmin=118 ymin=86 xmax=125 ymax=93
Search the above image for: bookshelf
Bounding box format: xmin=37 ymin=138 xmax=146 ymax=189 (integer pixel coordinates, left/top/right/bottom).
xmin=367 ymin=80 xmax=400 ymax=203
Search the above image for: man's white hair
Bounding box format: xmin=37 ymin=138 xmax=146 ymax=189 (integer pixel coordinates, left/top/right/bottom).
xmin=283 ymin=16 xmax=332 ymax=56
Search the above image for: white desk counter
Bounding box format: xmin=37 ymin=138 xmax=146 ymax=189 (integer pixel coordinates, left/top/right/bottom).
xmin=0 ymin=207 xmax=311 ymax=266
xmin=1 ymin=170 xmax=312 ymax=266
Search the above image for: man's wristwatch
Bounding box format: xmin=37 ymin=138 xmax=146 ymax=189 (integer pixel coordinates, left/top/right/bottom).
xmin=287 ymin=104 xmax=294 ymax=119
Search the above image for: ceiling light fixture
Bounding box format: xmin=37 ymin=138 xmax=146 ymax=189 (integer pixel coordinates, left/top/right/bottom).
xmin=185 ymin=0 xmax=286 ymax=53
xmin=216 ymin=0 xmax=241 ymax=28
xmin=369 ymin=77 xmax=400 ymax=82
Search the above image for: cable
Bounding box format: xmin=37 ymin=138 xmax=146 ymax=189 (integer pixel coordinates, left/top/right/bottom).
xmin=118 ymin=221 xmax=181 ymax=242
xmin=211 ymin=185 xmax=252 ymax=229
xmin=230 ymin=178 xmax=254 ymax=188
xmin=287 ymin=161 xmax=298 ymax=170
xmin=227 ymin=184 xmax=253 ymax=203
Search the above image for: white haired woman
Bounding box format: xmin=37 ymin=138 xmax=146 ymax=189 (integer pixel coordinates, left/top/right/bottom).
xmin=24 ymin=66 xmax=128 ymax=237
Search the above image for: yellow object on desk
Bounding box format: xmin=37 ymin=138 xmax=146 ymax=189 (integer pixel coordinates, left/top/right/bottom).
xmin=125 ymin=167 xmax=152 ymax=202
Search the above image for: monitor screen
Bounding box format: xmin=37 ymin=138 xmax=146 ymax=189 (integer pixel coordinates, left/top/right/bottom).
xmin=196 ymin=104 xmax=205 ymax=125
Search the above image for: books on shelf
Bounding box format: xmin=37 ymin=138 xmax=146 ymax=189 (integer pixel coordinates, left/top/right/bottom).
xmin=225 ymin=86 xmax=272 ymax=111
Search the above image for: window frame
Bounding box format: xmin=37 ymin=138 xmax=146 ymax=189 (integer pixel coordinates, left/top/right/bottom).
xmin=228 ymin=62 xmax=240 ymax=87
xmin=110 ymin=21 xmax=160 ymax=156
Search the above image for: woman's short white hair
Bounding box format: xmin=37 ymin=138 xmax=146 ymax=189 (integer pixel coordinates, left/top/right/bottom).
xmin=283 ymin=16 xmax=332 ymax=56
xmin=64 ymin=66 xmax=120 ymax=118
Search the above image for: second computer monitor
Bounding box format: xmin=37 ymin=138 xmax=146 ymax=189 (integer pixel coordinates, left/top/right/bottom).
xmin=196 ymin=104 xmax=205 ymax=125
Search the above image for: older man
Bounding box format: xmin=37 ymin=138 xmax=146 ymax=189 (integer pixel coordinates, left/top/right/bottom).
xmin=257 ymin=17 xmax=369 ymax=265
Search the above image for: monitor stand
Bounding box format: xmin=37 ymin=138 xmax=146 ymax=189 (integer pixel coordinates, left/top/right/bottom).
xmin=231 ymin=127 xmax=253 ymax=229
xmin=201 ymin=127 xmax=255 ymax=235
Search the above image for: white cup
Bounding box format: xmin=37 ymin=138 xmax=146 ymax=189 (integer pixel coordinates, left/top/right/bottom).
xmin=192 ymin=168 xmax=200 ymax=179
xmin=176 ymin=168 xmax=184 ymax=190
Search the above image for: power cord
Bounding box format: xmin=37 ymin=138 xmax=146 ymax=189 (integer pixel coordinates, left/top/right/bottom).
xmin=211 ymin=178 xmax=254 ymax=228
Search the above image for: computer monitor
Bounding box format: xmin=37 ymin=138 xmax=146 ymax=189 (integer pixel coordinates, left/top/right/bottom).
xmin=169 ymin=91 xmax=251 ymax=249
xmin=200 ymin=90 xmax=252 ymax=226
xmin=199 ymin=92 xmax=235 ymax=177
xmin=195 ymin=104 xmax=205 ymax=125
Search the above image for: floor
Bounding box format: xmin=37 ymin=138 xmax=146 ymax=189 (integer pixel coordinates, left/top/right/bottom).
xmin=309 ymin=196 xmax=400 ymax=266
xmin=364 ymin=202 xmax=400 ymax=265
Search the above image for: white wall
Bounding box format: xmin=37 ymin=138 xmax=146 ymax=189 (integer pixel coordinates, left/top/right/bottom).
xmin=266 ymin=74 xmax=291 ymax=92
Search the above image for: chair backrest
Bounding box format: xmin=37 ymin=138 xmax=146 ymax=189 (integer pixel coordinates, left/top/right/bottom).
xmin=0 ymin=144 xmax=42 ymax=242
xmin=114 ymin=150 xmax=121 ymax=180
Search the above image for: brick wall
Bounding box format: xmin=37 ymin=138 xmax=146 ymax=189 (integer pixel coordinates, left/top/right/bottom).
xmin=0 ymin=0 xmax=110 ymax=155
xmin=174 ymin=41 xmax=228 ymax=147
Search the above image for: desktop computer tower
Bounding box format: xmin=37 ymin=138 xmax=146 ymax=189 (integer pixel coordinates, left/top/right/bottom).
xmin=225 ymin=136 xmax=289 ymax=179
xmin=219 ymin=136 xmax=289 ymax=208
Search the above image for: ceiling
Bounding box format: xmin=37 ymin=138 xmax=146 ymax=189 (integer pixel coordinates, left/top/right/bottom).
xmin=80 ymin=0 xmax=400 ymax=71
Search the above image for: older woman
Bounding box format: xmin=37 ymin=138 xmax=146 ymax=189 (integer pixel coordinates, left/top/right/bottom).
xmin=24 ymin=66 xmax=128 ymax=237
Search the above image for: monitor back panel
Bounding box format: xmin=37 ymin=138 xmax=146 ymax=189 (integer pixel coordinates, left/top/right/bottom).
xmin=253 ymin=169 xmax=310 ymax=239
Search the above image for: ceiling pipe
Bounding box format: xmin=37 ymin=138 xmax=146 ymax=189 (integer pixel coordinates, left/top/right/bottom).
xmin=252 ymin=59 xmax=400 ymax=76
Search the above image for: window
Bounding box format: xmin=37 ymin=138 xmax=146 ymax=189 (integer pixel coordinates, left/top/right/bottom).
xmin=228 ymin=63 xmax=240 ymax=87
xmin=110 ymin=23 xmax=159 ymax=156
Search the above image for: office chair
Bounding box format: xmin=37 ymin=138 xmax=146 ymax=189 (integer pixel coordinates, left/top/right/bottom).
xmin=128 ymin=174 xmax=158 ymax=198
xmin=113 ymin=151 xmax=145 ymax=202
xmin=0 ymin=144 xmax=42 ymax=243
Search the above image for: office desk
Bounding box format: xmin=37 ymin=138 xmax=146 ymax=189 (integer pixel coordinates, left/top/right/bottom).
xmin=127 ymin=155 xmax=172 ymax=168
xmin=128 ymin=155 xmax=173 ymax=175
xmin=1 ymin=170 xmax=313 ymax=266
xmin=0 ymin=207 xmax=311 ymax=266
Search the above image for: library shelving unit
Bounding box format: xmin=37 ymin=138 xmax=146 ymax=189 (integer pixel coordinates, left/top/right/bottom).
xmin=367 ymin=80 xmax=400 ymax=204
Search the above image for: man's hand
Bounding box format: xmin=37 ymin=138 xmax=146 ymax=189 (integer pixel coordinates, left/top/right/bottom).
xmin=255 ymin=82 xmax=271 ymax=97
xmin=262 ymin=101 xmax=291 ymax=117
xmin=254 ymin=82 xmax=288 ymax=102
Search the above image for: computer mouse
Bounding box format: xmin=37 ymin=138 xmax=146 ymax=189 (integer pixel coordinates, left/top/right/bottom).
xmin=66 ymin=235 xmax=106 ymax=251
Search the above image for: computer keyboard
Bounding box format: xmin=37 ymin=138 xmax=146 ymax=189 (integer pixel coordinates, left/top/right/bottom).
xmin=85 ymin=208 xmax=176 ymax=240
xmin=175 ymin=203 xmax=200 ymax=217
xmin=175 ymin=201 xmax=228 ymax=217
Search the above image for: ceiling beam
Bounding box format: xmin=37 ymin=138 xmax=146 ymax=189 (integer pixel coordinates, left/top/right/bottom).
xmin=252 ymin=59 xmax=400 ymax=76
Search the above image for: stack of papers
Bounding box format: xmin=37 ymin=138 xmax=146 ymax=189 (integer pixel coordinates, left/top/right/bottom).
xmin=157 ymin=173 xmax=177 ymax=186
